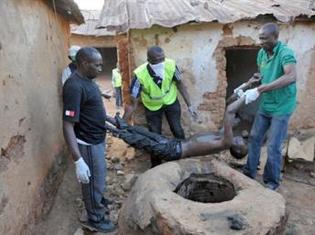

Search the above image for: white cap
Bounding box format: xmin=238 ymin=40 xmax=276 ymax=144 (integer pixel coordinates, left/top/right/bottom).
xmin=68 ymin=45 xmax=81 ymax=57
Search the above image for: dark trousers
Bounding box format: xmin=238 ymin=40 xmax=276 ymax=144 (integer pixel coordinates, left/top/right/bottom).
xmin=78 ymin=142 xmax=108 ymax=222
xmin=115 ymin=87 xmax=123 ymax=107
xmin=144 ymin=99 xmax=185 ymax=167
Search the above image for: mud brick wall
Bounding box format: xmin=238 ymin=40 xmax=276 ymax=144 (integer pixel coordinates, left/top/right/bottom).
xmin=0 ymin=0 xmax=71 ymax=234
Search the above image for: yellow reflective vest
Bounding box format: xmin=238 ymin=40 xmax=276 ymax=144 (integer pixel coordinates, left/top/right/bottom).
xmin=134 ymin=58 xmax=177 ymax=111
xmin=112 ymin=68 xmax=122 ymax=87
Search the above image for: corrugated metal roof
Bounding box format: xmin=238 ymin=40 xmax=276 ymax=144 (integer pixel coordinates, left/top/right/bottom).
xmin=71 ymin=10 xmax=115 ymax=36
xmin=97 ymin=0 xmax=315 ymax=32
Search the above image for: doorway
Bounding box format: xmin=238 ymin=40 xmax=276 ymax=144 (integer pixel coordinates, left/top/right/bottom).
xmin=225 ymin=47 xmax=260 ymax=132
xmin=96 ymin=47 xmax=117 ymax=79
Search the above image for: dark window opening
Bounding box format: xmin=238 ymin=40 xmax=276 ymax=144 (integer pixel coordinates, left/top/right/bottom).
xmin=96 ymin=47 xmax=117 ymax=78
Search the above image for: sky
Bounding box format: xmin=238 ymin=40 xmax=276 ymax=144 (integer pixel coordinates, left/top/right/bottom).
xmin=74 ymin=0 xmax=104 ymax=10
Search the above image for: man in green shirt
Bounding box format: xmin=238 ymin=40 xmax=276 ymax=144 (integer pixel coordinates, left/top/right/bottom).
xmin=242 ymin=23 xmax=297 ymax=190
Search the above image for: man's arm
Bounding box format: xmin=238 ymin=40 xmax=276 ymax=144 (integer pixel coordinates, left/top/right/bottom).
xmin=222 ymin=95 xmax=246 ymax=145
xmin=181 ymin=96 xmax=245 ymax=158
xmin=123 ymin=96 xmax=139 ymax=121
xmin=63 ymin=121 xmax=81 ymax=161
xmin=63 ymin=120 xmax=91 ymax=184
xmin=214 ymin=96 xmax=246 ymax=149
xmin=173 ymin=66 xmax=198 ymax=118
xmin=176 ymin=79 xmax=191 ymax=107
xmin=257 ymin=64 xmax=296 ymax=93
xmin=176 ymin=79 xmax=198 ymax=119
xmin=123 ymin=76 xmax=141 ymax=121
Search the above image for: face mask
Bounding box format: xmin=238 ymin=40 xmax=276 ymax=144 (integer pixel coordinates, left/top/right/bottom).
xmin=149 ymin=62 xmax=164 ymax=80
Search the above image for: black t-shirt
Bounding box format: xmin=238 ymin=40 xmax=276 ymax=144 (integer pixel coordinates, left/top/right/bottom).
xmin=63 ymin=71 xmax=106 ymax=144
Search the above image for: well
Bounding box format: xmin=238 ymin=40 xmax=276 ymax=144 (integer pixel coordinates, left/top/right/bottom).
xmin=175 ymin=173 xmax=236 ymax=203
xmin=118 ymin=159 xmax=287 ymax=235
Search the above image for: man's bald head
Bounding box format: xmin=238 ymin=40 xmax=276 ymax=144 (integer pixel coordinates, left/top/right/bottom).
xmin=76 ymin=47 xmax=101 ymax=65
xmin=259 ymin=23 xmax=279 ymax=52
xmin=147 ymin=46 xmax=165 ymax=64
xmin=261 ymin=23 xmax=279 ymax=38
xmin=76 ymin=47 xmax=103 ymax=79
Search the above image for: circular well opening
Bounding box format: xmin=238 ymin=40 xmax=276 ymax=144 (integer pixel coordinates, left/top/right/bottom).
xmin=174 ymin=173 xmax=236 ymax=203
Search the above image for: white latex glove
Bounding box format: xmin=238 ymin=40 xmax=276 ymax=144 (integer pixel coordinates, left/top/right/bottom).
xmin=244 ymin=88 xmax=260 ymax=104
xmin=233 ymin=83 xmax=247 ymax=94
xmin=236 ymin=89 xmax=244 ymax=98
xmin=75 ymin=157 xmax=91 ymax=184
xmin=188 ymin=106 xmax=198 ymax=120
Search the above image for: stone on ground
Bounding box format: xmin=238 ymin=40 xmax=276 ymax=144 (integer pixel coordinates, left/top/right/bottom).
xmin=287 ymin=137 xmax=315 ymax=162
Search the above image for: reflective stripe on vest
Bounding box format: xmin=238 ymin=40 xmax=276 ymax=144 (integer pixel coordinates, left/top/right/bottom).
xmin=134 ymin=58 xmax=177 ymax=111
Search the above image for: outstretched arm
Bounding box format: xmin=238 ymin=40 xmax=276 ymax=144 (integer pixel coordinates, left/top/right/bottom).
xmin=181 ymin=96 xmax=245 ymax=158
xmin=222 ymin=95 xmax=246 ymax=145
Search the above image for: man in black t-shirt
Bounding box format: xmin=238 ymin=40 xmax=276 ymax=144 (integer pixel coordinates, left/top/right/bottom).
xmin=63 ymin=47 xmax=116 ymax=233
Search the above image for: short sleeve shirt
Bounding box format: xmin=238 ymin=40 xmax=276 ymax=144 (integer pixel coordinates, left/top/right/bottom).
xmin=257 ymin=41 xmax=297 ymax=115
xmin=63 ymin=72 xmax=106 ymax=144
xmin=130 ymin=64 xmax=182 ymax=98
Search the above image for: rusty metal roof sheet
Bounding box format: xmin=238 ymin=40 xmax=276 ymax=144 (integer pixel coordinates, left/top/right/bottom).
xmin=71 ymin=10 xmax=115 ymax=36
xmin=97 ymin=0 xmax=315 ymax=32
xmin=46 ymin=0 xmax=84 ymax=24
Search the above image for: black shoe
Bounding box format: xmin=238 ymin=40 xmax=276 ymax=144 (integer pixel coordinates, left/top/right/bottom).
xmin=82 ymin=218 xmax=116 ymax=233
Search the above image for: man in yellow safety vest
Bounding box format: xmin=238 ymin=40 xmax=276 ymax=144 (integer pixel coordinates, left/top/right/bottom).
xmin=112 ymin=64 xmax=123 ymax=111
xmin=123 ymin=46 xmax=198 ymax=167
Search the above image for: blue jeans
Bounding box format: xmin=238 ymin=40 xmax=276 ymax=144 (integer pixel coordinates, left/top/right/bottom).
xmin=243 ymin=111 xmax=291 ymax=189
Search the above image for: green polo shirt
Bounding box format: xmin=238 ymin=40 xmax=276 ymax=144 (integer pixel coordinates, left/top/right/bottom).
xmin=257 ymin=41 xmax=297 ymax=115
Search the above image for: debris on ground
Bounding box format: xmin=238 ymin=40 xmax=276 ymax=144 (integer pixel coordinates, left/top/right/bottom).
xmin=227 ymin=214 xmax=248 ymax=230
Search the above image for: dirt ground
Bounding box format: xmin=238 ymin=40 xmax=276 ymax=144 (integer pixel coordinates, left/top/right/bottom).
xmin=33 ymin=76 xmax=315 ymax=235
